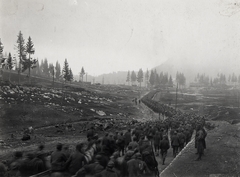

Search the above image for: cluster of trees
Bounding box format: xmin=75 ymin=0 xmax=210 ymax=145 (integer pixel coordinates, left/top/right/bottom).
xmin=0 ymin=39 xmax=14 ymax=74
xmin=176 ymin=72 xmax=186 ymax=88
xmin=195 ymin=73 xmax=210 ymax=86
xmin=0 ymin=32 xmax=87 ymax=84
xmin=30 ymin=59 xmax=61 ymax=79
xmin=79 ymin=67 xmax=85 ymax=82
xmin=33 ymin=58 xmax=74 ymax=83
xmin=149 ymin=70 xmax=174 ymax=87
xmin=126 ymin=68 xmax=144 ymax=87
xmin=62 ymin=59 xmax=73 ymax=83
xmin=194 ymin=72 xmax=240 ymax=87
xmin=227 ymin=73 xmax=240 ymax=84
xmin=126 ymin=69 xmax=177 ymax=88
xmin=212 ymin=73 xmax=226 ymax=85
xmin=32 ymin=59 xmax=87 ymax=84
xmin=0 ymin=32 xmax=38 ymax=83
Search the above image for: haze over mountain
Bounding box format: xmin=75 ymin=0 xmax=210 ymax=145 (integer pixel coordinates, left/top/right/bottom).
xmin=154 ymin=57 xmax=240 ymax=83
xmin=74 ymin=71 xmax=129 ymax=85
xmin=81 ymin=57 xmax=240 ymax=85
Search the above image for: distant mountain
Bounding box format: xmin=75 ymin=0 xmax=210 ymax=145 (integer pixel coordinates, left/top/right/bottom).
xmin=154 ymin=58 xmax=240 ymax=83
xmin=74 ymin=71 xmax=129 ymax=85
xmin=94 ymin=71 xmax=128 ymax=85
xmin=73 ymin=57 xmax=240 ymax=85
xmin=153 ymin=58 xmax=197 ymax=82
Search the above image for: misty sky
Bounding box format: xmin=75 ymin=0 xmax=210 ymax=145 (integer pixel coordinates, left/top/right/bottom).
xmin=1 ymin=0 xmax=240 ymax=76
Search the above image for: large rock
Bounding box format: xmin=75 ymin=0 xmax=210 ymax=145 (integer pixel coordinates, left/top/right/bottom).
xmin=21 ymin=134 xmax=31 ymax=141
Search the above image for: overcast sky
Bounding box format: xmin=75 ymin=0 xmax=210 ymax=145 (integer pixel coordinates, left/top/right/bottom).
xmin=1 ymin=0 xmax=240 ymax=76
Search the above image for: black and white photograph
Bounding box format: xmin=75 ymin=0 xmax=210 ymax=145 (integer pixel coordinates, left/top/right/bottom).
xmin=0 ymin=0 xmax=240 ymax=176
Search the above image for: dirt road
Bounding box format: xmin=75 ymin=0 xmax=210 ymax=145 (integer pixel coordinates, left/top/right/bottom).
xmin=160 ymin=121 xmax=240 ymax=177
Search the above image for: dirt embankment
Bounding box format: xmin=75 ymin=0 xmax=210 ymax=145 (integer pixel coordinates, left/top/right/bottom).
xmin=0 ymin=84 xmax=148 ymax=160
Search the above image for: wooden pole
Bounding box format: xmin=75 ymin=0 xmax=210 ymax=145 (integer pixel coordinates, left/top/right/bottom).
xmin=175 ymin=83 xmax=178 ymax=110
xmin=238 ymin=90 xmax=239 ymax=108
xmin=52 ymin=67 xmax=55 ymax=87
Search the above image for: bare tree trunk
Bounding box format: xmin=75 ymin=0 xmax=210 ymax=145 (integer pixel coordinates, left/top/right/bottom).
xmin=9 ymin=70 xmax=11 ymax=81
xmin=18 ymin=69 xmax=20 ymax=84
xmin=28 ymin=54 xmax=31 ymax=84
xmin=28 ymin=67 xmax=30 ymax=84
xmin=18 ymin=56 xmax=22 ymax=85
xmin=52 ymin=70 xmax=55 ymax=87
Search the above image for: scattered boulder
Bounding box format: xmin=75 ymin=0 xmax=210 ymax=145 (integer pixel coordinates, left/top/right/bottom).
xmin=21 ymin=134 xmax=30 ymax=141
xmin=96 ymin=110 xmax=106 ymax=116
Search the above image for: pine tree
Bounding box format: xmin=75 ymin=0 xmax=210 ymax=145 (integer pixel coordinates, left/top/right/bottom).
xmin=42 ymin=58 xmax=49 ymax=77
xmin=149 ymin=70 xmax=155 ymax=86
xmin=231 ymin=73 xmax=237 ymax=84
xmin=179 ymin=73 xmax=186 ymax=88
xmin=16 ymin=31 xmax=25 ymax=83
xmin=69 ymin=68 xmax=73 ymax=82
xmin=168 ymin=75 xmax=173 ymax=87
xmin=176 ymin=72 xmax=186 ymax=88
xmin=154 ymin=69 xmax=158 ymax=85
xmin=145 ymin=69 xmax=149 ymax=87
xmin=49 ymin=63 xmax=54 ymax=77
xmin=159 ymin=72 xmax=164 ymax=85
xmin=228 ymin=75 xmax=231 ymax=83
xmin=176 ymin=71 xmax=179 ymax=84
xmin=32 ymin=59 xmax=40 ymax=76
xmin=80 ymin=67 xmax=85 ymax=82
xmin=163 ymin=73 xmax=169 ymax=85
xmin=7 ymin=53 xmax=14 ymax=81
xmin=0 ymin=39 xmax=4 ymax=68
xmin=22 ymin=36 xmax=37 ymax=83
xmin=7 ymin=53 xmax=14 ymax=70
xmin=48 ymin=63 xmax=55 ymax=86
xmin=131 ymin=71 xmax=137 ymax=85
xmin=0 ymin=39 xmax=3 ymax=55
xmin=36 ymin=59 xmax=41 ymax=75
xmin=137 ymin=68 xmax=143 ymax=87
xmin=155 ymin=73 xmax=160 ymax=86
xmin=62 ymin=59 xmax=70 ymax=82
xmin=39 ymin=59 xmax=44 ymax=75
xmin=223 ymin=74 xmax=226 ymax=84
xmin=126 ymin=71 xmax=130 ymax=85
xmin=55 ymin=61 xmax=61 ymax=80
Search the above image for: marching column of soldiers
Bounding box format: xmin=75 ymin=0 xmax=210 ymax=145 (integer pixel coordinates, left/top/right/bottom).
xmin=0 ymin=91 xmax=207 ymax=177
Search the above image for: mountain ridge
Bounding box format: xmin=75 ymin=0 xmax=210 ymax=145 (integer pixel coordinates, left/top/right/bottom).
xmin=74 ymin=58 xmax=240 ymax=85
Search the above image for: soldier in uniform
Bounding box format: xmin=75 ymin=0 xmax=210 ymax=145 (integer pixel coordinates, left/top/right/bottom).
xmin=171 ymin=131 xmax=180 ymax=158
xmin=159 ymin=135 xmax=170 ymax=165
xmin=50 ymin=143 xmax=67 ymax=173
xmin=195 ymin=126 xmax=205 ymax=161
xmin=127 ymin=153 xmax=151 ymax=177
xmin=65 ymin=144 xmax=87 ymax=175
xmin=74 ymin=155 xmax=104 ymax=177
